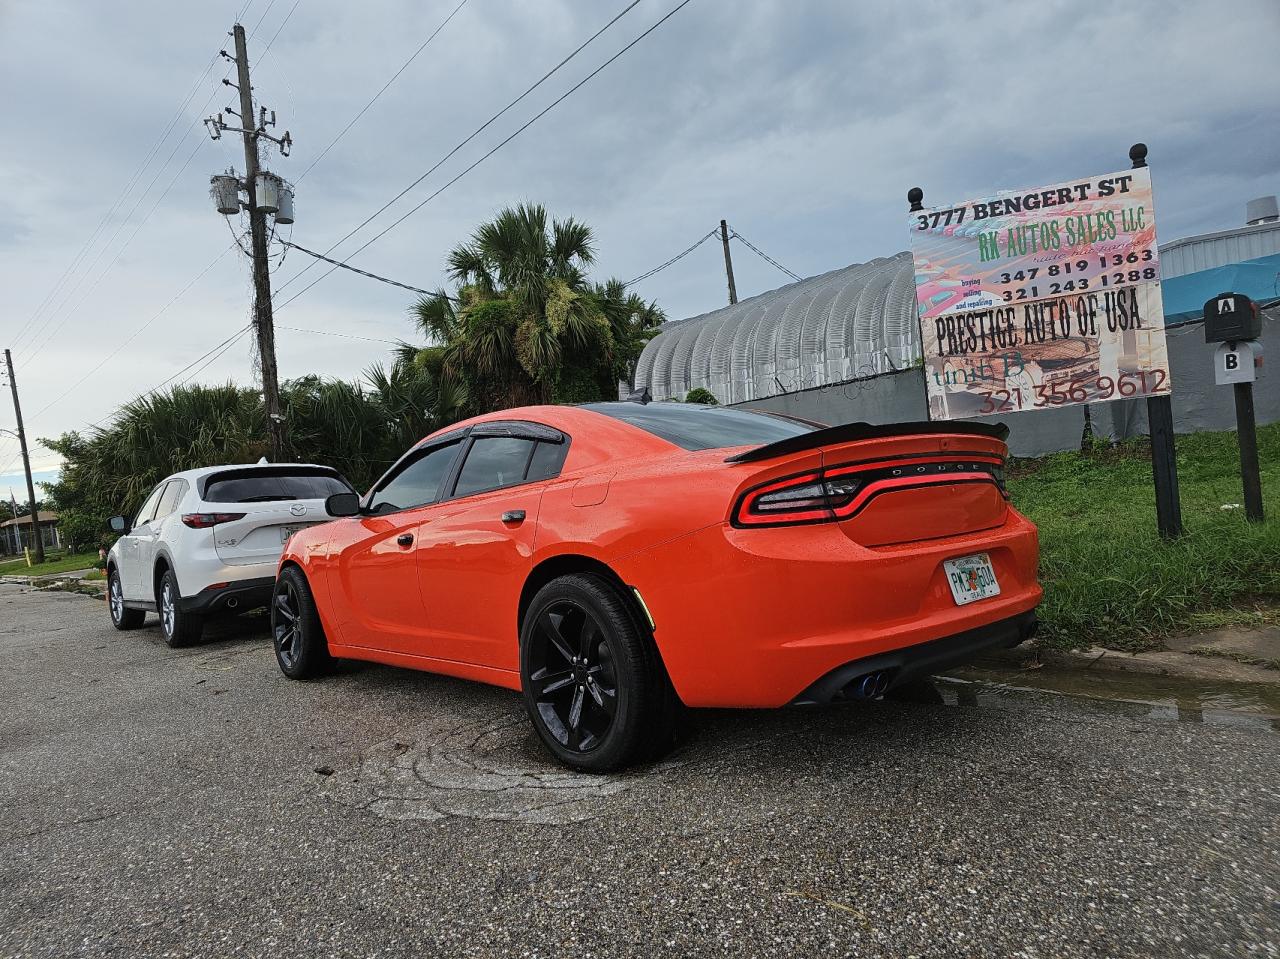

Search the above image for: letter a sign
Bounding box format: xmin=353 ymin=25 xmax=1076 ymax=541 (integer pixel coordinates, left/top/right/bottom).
xmin=1218 ymin=297 xmax=1235 ymax=314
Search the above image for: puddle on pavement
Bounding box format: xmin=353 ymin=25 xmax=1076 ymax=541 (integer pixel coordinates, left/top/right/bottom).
xmin=940 ymin=663 xmax=1280 ymax=733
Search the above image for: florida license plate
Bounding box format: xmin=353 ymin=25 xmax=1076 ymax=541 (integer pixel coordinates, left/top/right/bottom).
xmin=280 ymin=525 xmax=305 ymax=544
xmin=943 ymin=553 xmax=1000 ymax=606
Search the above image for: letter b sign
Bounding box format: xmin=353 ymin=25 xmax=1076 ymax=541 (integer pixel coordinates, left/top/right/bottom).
xmin=1215 ymin=342 xmax=1260 ymax=385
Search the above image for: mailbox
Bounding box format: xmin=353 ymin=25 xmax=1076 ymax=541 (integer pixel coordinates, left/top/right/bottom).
xmin=1203 ymin=292 xmax=1261 ymax=344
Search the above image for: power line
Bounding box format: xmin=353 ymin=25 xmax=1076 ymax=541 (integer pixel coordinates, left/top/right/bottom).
xmin=177 ymin=326 xmax=253 ymax=386
xmin=257 ymin=0 xmax=301 ymax=59
xmin=625 ymin=227 xmax=719 ymax=285
xmin=246 ymin=0 xmax=278 ymax=37
xmin=295 ymin=0 xmax=471 ymax=183
xmin=276 ymin=0 xmax=697 ymax=313
xmin=14 ymin=56 xmax=240 ymax=360
xmin=27 ymin=244 xmax=239 ymax=422
xmin=277 ymin=239 xmax=448 ymax=298
xmin=273 ymin=0 xmax=646 ymax=298
xmin=10 ymin=50 xmax=224 ymax=353
xmin=81 ymin=324 xmax=255 ymax=435
xmin=20 ymin=136 xmax=211 ymax=362
xmin=278 ymin=325 xmax=403 ymax=345
xmin=150 ymin=326 xmax=253 ymax=396
xmin=728 ymin=226 xmax=803 ymax=283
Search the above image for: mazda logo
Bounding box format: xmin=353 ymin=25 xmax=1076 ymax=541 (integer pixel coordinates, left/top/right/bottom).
xmin=289 ymin=503 xmax=307 ymax=516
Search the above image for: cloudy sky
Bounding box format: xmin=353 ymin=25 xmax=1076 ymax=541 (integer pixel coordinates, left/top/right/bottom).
xmin=1 ymin=0 xmax=1277 ymax=491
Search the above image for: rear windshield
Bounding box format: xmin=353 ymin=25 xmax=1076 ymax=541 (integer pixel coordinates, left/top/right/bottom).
xmin=582 ymin=402 xmax=815 ymax=451
xmin=203 ymin=469 xmax=353 ymax=503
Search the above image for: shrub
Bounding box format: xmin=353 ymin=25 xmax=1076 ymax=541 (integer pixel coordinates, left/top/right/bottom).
xmin=685 ymin=387 xmax=719 ymax=405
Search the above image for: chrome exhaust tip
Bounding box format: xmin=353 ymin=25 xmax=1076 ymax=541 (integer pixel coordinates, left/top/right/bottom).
xmin=850 ymin=670 xmax=890 ymax=699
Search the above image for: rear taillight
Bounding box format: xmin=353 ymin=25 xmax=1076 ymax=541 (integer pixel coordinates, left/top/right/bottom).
xmin=733 ymin=459 xmax=1005 ymax=528
xmin=181 ymin=512 xmax=246 ymax=529
xmin=733 ymin=471 xmax=863 ymax=527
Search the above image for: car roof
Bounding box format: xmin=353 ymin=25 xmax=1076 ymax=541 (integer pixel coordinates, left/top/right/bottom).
xmin=414 ymin=404 xmax=683 ymax=471
xmin=160 ymin=462 xmax=337 ymax=484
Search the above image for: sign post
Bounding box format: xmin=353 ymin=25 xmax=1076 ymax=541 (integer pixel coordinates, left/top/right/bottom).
xmin=906 ymin=143 xmax=1182 ymax=537
xmin=1204 ymin=291 xmax=1265 ymax=522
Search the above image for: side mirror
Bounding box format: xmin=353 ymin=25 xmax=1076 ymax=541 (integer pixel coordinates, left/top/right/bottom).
xmin=107 ymin=515 xmax=130 ymax=534
xmin=325 ymin=492 xmax=361 ymax=517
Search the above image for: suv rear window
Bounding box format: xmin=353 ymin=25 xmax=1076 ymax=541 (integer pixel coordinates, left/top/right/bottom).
xmin=582 ymin=402 xmax=814 ymax=451
xmin=203 ymin=469 xmax=354 ymax=503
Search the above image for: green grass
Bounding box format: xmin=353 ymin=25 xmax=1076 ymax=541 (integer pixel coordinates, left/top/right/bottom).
xmin=1009 ymin=421 xmax=1280 ymax=651
xmin=0 ymin=551 xmax=102 ymax=578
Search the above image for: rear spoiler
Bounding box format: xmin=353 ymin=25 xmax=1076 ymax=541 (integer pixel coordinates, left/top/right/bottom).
xmin=724 ymin=420 xmax=1010 ymax=464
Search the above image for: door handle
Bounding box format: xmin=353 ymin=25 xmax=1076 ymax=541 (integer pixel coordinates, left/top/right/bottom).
xmin=396 ymin=533 xmax=414 ymax=547
xmin=501 ymin=510 xmax=526 ymax=524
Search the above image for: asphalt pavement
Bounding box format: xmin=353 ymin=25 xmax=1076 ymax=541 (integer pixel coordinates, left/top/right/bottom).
xmin=1 ymin=582 xmax=1277 ymax=959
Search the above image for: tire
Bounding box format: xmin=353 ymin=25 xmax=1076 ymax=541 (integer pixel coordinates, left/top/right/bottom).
xmin=520 ymin=573 xmax=683 ymax=773
xmin=271 ymin=565 xmax=332 ymax=680
xmin=158 ymin=569 xmax=204 ymax=647
xmin=107 ymin=568 xmax=145 ymax=630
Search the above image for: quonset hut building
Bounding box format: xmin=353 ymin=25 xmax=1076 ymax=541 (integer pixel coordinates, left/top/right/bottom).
xmin=633 ymin=252 xmax=921 ymax=405
xmin=631 ymin=202 xmax=1280 ymax=457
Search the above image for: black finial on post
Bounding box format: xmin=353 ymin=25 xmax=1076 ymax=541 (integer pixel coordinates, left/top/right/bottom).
xmin=908 ymin=187 xmax=924 ymax=212
xmin=1129 ymin=143 xmax=1148 ymax=169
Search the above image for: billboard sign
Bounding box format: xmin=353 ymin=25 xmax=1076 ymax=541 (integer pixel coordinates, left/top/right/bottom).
xmin=909 ymin=166 xmax=1172 ymax=420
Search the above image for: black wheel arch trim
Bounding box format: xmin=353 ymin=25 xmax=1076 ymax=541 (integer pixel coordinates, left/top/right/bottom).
xmin=519 ymin=554 xmax=654 ymax=645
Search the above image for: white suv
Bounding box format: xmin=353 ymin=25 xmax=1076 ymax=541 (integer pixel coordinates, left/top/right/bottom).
xmin=106 ymin=463 xmax=355 ymax=646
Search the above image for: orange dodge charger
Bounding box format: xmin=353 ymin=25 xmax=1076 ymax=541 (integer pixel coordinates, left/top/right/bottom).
xmin=272 ymin=400 xmax=1041 ymax=771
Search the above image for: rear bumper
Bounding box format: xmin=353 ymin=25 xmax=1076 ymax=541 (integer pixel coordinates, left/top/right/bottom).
xmin=614 ymin=509 xmax=1042 ymax=708
xmin=790 ymin=610 xmax=1037 ymax=704
xmin=178 ymin=576 xmax=275 ymax=615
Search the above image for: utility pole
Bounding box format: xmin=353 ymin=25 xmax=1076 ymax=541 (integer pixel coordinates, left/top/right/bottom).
xmin=720 ymin=219 xmax=738 ymax=305
xmin=233 ymin=23 xmax=285 ymax=461
xmin=206 ymin=24 xmax=294 ymax=462
xmin=3 ymin=350 xmax=44 ymax=565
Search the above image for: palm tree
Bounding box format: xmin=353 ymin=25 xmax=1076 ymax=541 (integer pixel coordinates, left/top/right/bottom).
xmin=409 ymin=203 xmax=664 ymax=411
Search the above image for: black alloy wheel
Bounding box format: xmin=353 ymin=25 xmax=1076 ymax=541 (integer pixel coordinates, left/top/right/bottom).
xmin=520 ymin=573 xmax=684 ymax=772
xmin=271 ymin=565 xmax=331 ymax=680
xmin=273 ymin=577 xmax=303 ymax=671
xmin=527 ymin=600 xmax=619 ymax=753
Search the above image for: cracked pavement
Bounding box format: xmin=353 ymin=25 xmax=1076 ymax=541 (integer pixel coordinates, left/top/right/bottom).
xmin=1 ymin=582 xmax=1278 ymax=958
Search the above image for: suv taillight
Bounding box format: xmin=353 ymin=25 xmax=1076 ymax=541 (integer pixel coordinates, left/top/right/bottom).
xmin=181 ymin=512 xmax=246 ymax=529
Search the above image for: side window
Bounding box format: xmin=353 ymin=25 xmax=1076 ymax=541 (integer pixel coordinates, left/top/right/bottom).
xmin=134 ymin=483 xmax=168 ymax=527
xmin=453 ymin=437 xmax=536 ymax=498
xmin=154 ymin=480 xmax=186 ymax=522
xmin=369 ymin=442 xmax=461 ymax=514
xmin=526 ymin=440 xmax=569 ymax=483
